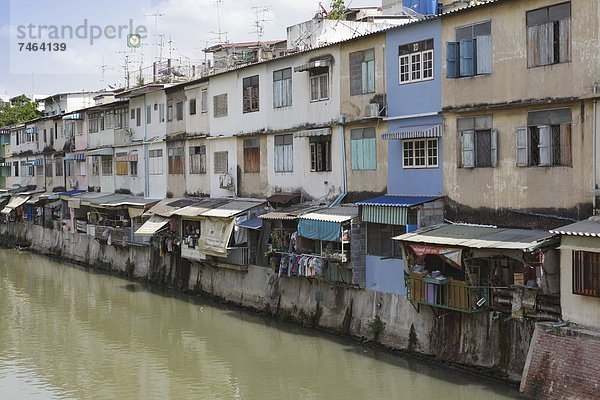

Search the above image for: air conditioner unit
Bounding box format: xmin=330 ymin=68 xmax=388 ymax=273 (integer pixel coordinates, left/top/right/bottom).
xmin=365 ymin=103 xmax=380 ymax=118
xmin=219 ymin=174 xmax=234 ymax=189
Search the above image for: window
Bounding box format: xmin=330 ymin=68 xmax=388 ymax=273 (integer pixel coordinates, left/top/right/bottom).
xmin=99 ymin=112 xmax=105 ymax=131
xmin=115 ymin=108 xmax=129 ymax=129
xmin=213 ymin=94 xmax=228 ymax=118
xmin=65 ymin=161 xmax=74 ymax=177
xmin=189 ymin=99 xmax=197 ymax=115
xmin=89 ymin=112 xmax=100 ymax=133
xmin=13 ymin=161 xmax=18 ymax=177
xmin=36 ymin=164 xmax=43 ymax=176
xmin=91 ymin=157 xmax=99 ymax=176
xmin=101 ymin=156 xmax=112 ymax=176
xmin=350 ymin=48 xmax=375 ymax=95
xmin=403 ymin=138 xmax=438 ymax=168
xmin=243 ymin=139 xmax=260 ymax=173
xmin=45 ymin=162 xmax=53 ymax=177
xmin=517 ymin=108 xmax=572 ymax=167
xmin=130 ymin=109 xmax=135 ymax=120
xmin=159 ymin=103 xmax=165 ymax=122
xmin=310 ymin=135 xmax=331 ymax=172
xmin=78 ymin=161 xmax=86 ymax=176
xmin=167 ymin=100 xmax=173 ymax=122
xmin=527 ymin=2 xmax=571 ymax=67
xmin=351 ymin=127 xmax=376 ymax=170
xmin=115 ymin=152 xmax=128 ymax=175
xmin=213 ymin=151 xmax=228 ymax=174
xmin=130 ymin=161 xmax=138 ymax=176
xmin=367 ymin=223 xmax=405 ymax=258
xmin=136 ymin=107 xmax=141 ymax=127
xmin=274 ymin=134 xmax=293 ymax=172
xmin=310 ymin=70 xmax=329 ymax=102
xmin=447 ymin=21 xmax=492 ymax=78
xmin=149 ymin=149 xmax=164 ymax=175
xmin=573 ymin=250 xmax=600 ymax=298
xmin=273 ymin=68 xmax=292 ymax=108
xmin=146 ymin=105 xmax=152 ymax=124
xmin=200 ymin=90 xmax=208 ymax=113
xmin=27 ymin=163 xmax=34 ymax=177
xmin=399 ymin=39 xmax=434 ymax=84
xmin=168 ymin=147 xmax=184 ymax=174
xmin=458 ymin=116 xmax=497 ymax=168
xmin=55 ymin=158 xmax=63 ymax=177
xmin=243 ymin=75 xmax=260 ymax=113
xmin=176 ymin=101 xmax=183 ymax=120
xmin=104 ymin=110 xmax=114 ymax=129
xmin=189 ymin=145 xmax=206 ymax=174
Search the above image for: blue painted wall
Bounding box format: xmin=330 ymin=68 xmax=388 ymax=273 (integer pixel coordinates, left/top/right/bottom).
xmin=385 ymin=19 xmax=443 ymax=196
xmin=365 ymin=256 xmax=406 ymax=295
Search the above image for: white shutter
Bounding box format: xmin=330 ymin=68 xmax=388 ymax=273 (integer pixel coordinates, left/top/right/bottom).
xmin=516 ymin=127 xmax=529 ymax=167
xmin=490 ymin=128 xmax=498 ymax=167
xmin=461 ymin=130 xmax=475 ymax=168
xmin=538 ymin=125 xmax=551 ymax=166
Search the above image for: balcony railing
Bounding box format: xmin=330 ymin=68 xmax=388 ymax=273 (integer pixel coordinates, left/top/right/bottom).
xmin=406 ymin=274 xmax=490 ymax=313
xmin=223 ymin=246 xmax=249 ymax=266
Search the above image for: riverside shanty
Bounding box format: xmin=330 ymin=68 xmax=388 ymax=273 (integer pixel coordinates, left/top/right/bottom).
xmin=2 ymin=1 xmax=600 ymax=398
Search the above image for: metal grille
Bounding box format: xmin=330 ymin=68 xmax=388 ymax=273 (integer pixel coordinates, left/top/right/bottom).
xmin=573 ymin=251 xmax=600 ymax=298
xmin=214 ymin=151 xmax=228 ymax=174
xmin=475 ymin=130 xmax=492 ymax=167
xmin=551 ymin=125 xmax=561 ymax=165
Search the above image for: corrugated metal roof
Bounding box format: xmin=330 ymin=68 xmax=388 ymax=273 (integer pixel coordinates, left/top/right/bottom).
xmin=135 ymin=215 xmax=170 ymax=237
xmin=357 ymin=194 xmax=441 ymax=207
xmin=173 ymin=198 xmax=231 ymax=218
xmin=146 ymin=198 xmax=197 ymax=217
xmin=550 ymin=218 xmax=600 ymax=237
xmin=100 ymin=197 xmax=159 ymax=208
xmin=259 ymin=204 xmax=324 ymax=220
xmin=395 ymin=224 xmax=558 ymax=251
xmin=88 ymin=193 xmax=130 ymax=206
xmin=300 ymin=205 xmax=358 ymax=223
xmin=1 ymin=195 xmax=30 ymax=214
xmin=201 ymin=200 xmax=266 ymax=218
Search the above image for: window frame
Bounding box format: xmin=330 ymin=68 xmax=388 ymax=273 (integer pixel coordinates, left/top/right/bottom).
xmin=446 ymin=21 xmax=492 ymax=78
xmin=366 ymin=222 xmax=406 ymax=259
xmin=309 ymin=135 xmax=332 ymax=172
xmin=517 ymin=108 xmax=572 ymax=167
xmin=189 ymin=145 xmax=206 ymax=174
xmin=398 ymin=39 xmax=434 ymax=85
xmin=213 ymin=151 xmax=229 ymax=174
xmin=402 ymin=138 xmax=439 ymax=169
xmin=242 ymin=75 xmax=260 ymax=113
xmin=310 ymin=73 xmax=329 ymax=102
xmin=274 ymin=134 xmax=293 ymax=173
xmin=273 ymin=68 xmax=292 ymax=108
xmin=350 ymin=48 xmax=376 ymax=95
xmin=168 ymin=146 xmax=185 ymax=175
xmin=573 ymin=250 xmax=600 ymax=298
xmin=350 ymin=127 xmax=377 ymax=171
xmin=243 ymin=138 xmax=261 ymax=173
xmin=526 ymin=2 xmax=571 ymax=68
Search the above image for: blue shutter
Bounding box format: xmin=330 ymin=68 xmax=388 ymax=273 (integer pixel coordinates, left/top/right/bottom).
xmin=364 ymin=138 xmax=376 ymax=170
xmin=460 ymin=39 xmax=474 ymax=77
xmin=446 ymin=42 xmax=459 ymax=78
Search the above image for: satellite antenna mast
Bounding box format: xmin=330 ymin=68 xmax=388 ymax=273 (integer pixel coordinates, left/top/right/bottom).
xmin=251 ymin=6 xmax=271 ymax=43
xmin=211 ymin=0 xmax=228 ymax=44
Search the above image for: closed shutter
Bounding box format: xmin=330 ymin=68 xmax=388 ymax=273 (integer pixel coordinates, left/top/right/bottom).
xmin=538 ymin=125 xmax=551 ymax=166
xmin=349 ymin=51 xmax=363 ymax=96
xmin=446 ymin=42 xmax=459 ymax=78
xmin=351 ymin=139 xmax=363 ymax=170
xmin=461 ymin=130 xmax=475 ymax=168
xmin=491 ymin=128 xmax=498 ymax=167
xmin=516 ymin=127 xmax=529 ymax=167
xmin=475 ymin=35 xmax=492 ymax=74
xmin=559 ymin=18 xmax=571 ymax=63
xmin=459 ymin=39 xmax=474 ymax=77
xmin=560 ymin=123 xmax=572 ymax=166
xmin=364 ymin=137 xmax=376 ymax=170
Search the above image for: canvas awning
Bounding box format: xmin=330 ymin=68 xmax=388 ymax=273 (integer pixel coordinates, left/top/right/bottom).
xmin=294 ymin=128 xmax=331 ymax=138
xmin=357 ymin=194 xmax=441 ymax=225
xmin=381 ymin=124 xmax=442 ymax=140
xmin=235 ymin=216 xmax=262 ymax=230
xmin=298 ymin=206 xmax=358 ymax=242
xmin=64 ymin=152 xmax=86 ymax=161
xmin=1 ymin=194 xmax=30 ymax=214
xmin=394 ymin=224 xmax=559 ymax=252
xmin=135 ymin=215 xmax=170 ymax=237
xmin=199 ymin=217 xmax=236 ymax=257
xmin=87 ymin=147 xmax=114 ymax=156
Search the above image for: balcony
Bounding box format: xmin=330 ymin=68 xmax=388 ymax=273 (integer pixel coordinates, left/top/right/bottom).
xmin=406 ymin=274 xmax=490 ymax=313
xmin=223 ymin=246 xmax=249 ymax=267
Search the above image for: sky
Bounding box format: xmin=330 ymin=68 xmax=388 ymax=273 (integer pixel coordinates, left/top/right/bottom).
xmin=0 ymin=0 xmax=381 ymax=99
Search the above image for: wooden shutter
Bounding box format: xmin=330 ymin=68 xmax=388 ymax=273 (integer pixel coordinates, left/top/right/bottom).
xmin=538 ymin=125 xmax=551 ymax=166
xmin=349 ymin=51 xmax=363 ymax=96
xmin=491 ymin=128 xmax=498 ymax=167
xmin=516 ymin=127 xmax=529 ymax=167
xmin=459 ymin=39 xmax=474 ymax=77
xmin=461 ymin=130 xmax=475 ymax=168
xmin=559 ymin=18 xmax=571 ymax=63
xmin=475 ymin=35 xmax=492 ymax=74
xmin=446 ymin=42 xmax=459 ymax=78
xmin=560 ymin=123 xmax=572 ymax=166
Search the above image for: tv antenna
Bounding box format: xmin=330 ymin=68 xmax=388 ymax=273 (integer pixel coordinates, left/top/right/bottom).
xmin=251 ymin=6 xmax=271 ymax=43
xmin=145 ymin=13 xmax=165 ymax=62
xmin=211 ymin=0 xmax=228 ymax=44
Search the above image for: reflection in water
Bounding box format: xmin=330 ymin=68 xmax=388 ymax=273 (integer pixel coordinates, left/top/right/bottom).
xmin=0 ymin=249 xmax=519 ymax=400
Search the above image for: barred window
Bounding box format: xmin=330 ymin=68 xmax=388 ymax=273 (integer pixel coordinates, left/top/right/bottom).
xmin=214 ymin=151 xmax=228 ymax=174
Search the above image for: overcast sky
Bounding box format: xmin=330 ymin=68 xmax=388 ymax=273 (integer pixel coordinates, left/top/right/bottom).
xmin=0 ymin=0 xmax=381 ymax=99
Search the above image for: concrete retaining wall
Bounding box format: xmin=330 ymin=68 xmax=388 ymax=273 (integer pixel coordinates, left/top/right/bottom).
xmin=2 ymin=223 xmax=534 ymax=383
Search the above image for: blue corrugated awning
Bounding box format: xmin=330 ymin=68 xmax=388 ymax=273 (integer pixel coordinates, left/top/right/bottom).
xmin=235 ymin=216 xmax=262 ymax=230
xmin=382 ymin=124 xmax=442 ymax=140
xmin=64 ymin=153 xmax=86 ymax=161
xmin=358 ymin=195 xmax=442 ymax=226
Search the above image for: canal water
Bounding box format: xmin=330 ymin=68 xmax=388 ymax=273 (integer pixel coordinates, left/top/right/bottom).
xmin=0 ymin=249 xmax=520 ymax=399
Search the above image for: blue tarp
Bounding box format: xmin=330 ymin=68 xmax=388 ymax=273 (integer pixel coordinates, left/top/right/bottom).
xmin=298 ymin=219 xmax=341 ymax=242
xmin=235 ymin=216 xmax=262 ymax=230
xmin=402 ymin=0 xmax=437 ymax=15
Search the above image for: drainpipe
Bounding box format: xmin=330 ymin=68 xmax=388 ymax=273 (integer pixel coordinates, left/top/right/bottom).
xmin=143 ymin=95 xmax=149 ymax=197
xmin=330 ymin=114 xmax=347 ymax=207
xmin=593 ymin=95 xmax=598 ymax=214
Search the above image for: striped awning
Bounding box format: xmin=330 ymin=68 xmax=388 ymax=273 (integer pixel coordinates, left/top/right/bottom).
xmin=294 ymin=128 xmax=331 ymax=138
xmin=64 ymin=152 xmax=86 ymax=161
xmin=294 ymin=58 xmax=331 ymax=72
xmin=0 ymin=162 xmax=11 ymax=167
xmin=62 ymin=113 xmax=82 ymax=120
xmin=25 ymin=159 xmax=44 ymax=166
xmin=382 ymin=124 xmax=442 ymax=140
xmin=362 ymin=205 xmax=409 ymax=225
xmin=115 ymin=154 xmax=138 ymax=162
xmin=87 ymin=147 xmax=114 ymax=156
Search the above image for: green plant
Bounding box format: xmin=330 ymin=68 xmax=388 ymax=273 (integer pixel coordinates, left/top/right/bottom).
xmin=327 ymin=0 xmax=346 ymax=20
xmin=367 ymin=315 xmax=385 ymax=342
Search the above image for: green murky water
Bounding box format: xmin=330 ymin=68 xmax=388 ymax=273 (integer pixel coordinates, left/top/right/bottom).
xmin=0 ymin=249 xmax=520 ymax=399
